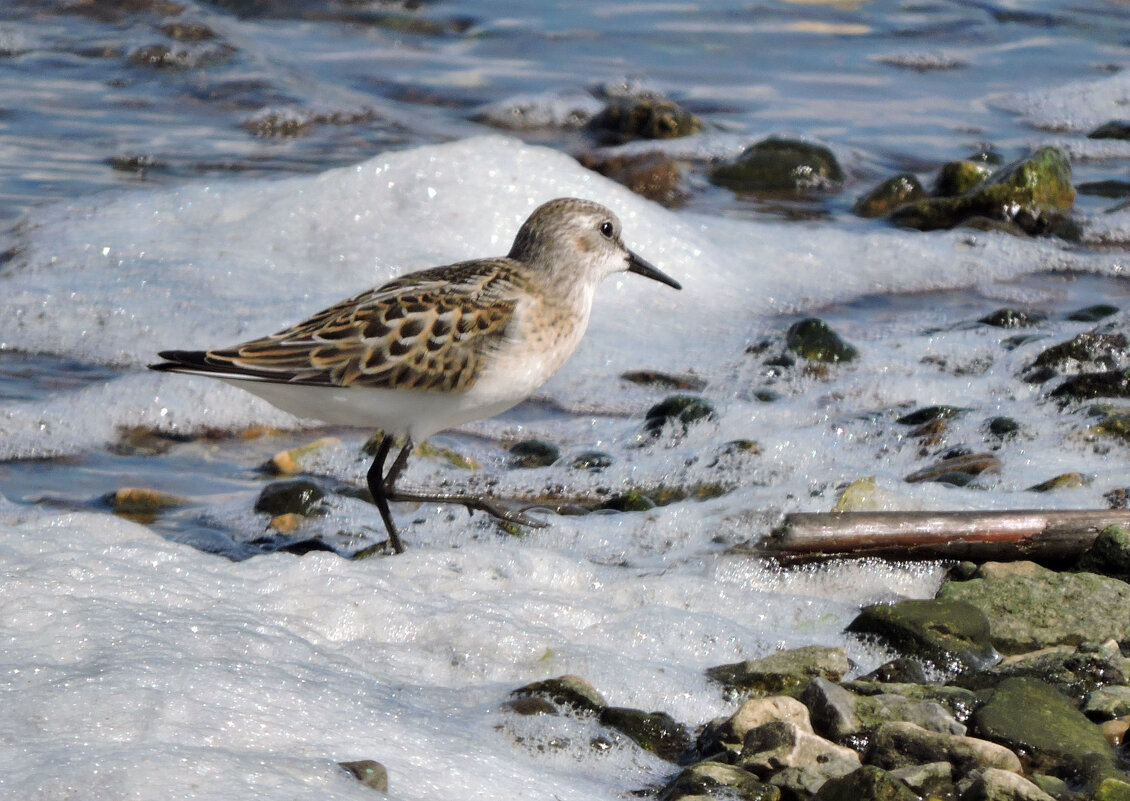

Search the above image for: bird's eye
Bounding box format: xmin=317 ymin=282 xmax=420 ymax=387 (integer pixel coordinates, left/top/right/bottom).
xmin=599 ymin=220 xmax=614 ymax=238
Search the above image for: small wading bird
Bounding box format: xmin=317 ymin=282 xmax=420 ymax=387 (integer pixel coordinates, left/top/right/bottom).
xmin=150 ymin=198 xmax=681 ymax=553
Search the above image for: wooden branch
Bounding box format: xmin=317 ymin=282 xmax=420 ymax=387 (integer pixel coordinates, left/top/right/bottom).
xmin=751 ymin=509 xmax=1130 ymax=564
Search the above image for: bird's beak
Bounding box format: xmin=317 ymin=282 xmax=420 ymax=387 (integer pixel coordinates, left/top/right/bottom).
xmin=627 ymin=250 xmax=681 ymax=290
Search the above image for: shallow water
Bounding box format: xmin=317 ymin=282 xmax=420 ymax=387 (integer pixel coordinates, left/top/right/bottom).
xmin=3 ymin=2 xmax=1130 ymax=800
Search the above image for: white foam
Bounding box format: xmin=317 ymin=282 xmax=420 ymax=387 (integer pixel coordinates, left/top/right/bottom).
xmin=993 ymin=68 xmax=1130 ymax=133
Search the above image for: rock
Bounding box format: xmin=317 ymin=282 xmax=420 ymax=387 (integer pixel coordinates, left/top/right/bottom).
xmin=963 ymin=643 xmax=1128 ymax=703
xmin=268 ymin=512 xmax=305 ymax=533
xmin=1029 ymin=774 xmax=1074 ymax=801
xmin=799 ymin=677 xmax=863 ymax=741
xmin=868 ymin=721 xmax=1022 ymax=773
xmin=658 ymin=761 xmax=780 ymax=801
xmin=644 ymin=395 xmax=717 ymax=436
xmin=706 ymin=646 xmax=851 ymax=695
xmin=339 ymin=759 xmax=389 ymax=792
xmin=985 ymin=416 xmax=1022 ymax=439
xmin=970 ymin=677 xmax=1116 ymax=775
xmin=570 ymin=451 xmax=613 ymax=471
xmin=709 ymin=138 xmax=844 ymax=194
xmin=1089 ymin=121 xmax=1130 ymax=140
xmin=853 ymin=174 xmax=925 ymax=218
xmin=503 ymin=695 xmax=558 ymax=716
xmin=813 ymin=765 xmax=920 ymax=801
xmin=1076 ymin=524 xmax=1130 ymax=579
xmin=847 ymin=598 xmax=997 ymax=674
xmin=888 ymin=762 xmax=955 ymax=797
xmin=854 ymin=694 xmax=967 ymax=736
xmin=934 ymin=160 xmax=993 ymax=196
xmin=598 ymin=706 xmax=690 ymax=763
xmin=263 ymin=436 xmax=342 ymax=475
xmin=576 ymin=152 xmax=687 ymax=207
xmin=896 ymin=405 xmax=966 ymax=425
xmin=1049 ymin=369 xmax=1130 ymax=402
xmin=960 ymin=767 xmax=1057 ymax=801
xmin=1085 ymin=686 xmax=1130 ymax=722
xmin=1023 ymin=332 xmax=1129 ymax=381
xmin=510 ymin=674 xmax=606 ymax=713
xmin=903 ymin=452 xmax=1001 ymax=486
xmin=890 ymin=146 xmax=1075 ymax=235
xmin=785 ymin=319 xmax=859 ymax=363
xmin=858 ymin=658 xmax=929 ymax=684
xmin=1067 ymin=304 xmax=1120 ymax=322
xmin=508 ymin=439 xmax=560 ymax=468
xmin=701 ymin=696 xmax=815 ymax=756
xmin=588 ymin=99 xmax=702 ymax=144
xmin=621 ymin=370 xmax=707 ymax=391
xmin=1092 ymin=412 xmax=1130 ymax=444
xmin=1100 ymin=717 xmax=1129 ymax=746
xmin=1093 ymin=778 xmax=1130 ymax=801
xmin=105 ymin=487 xmax=187 ymax=518
xmin=1027 ymin=473 xmax=1087 ymax=492
xmin=738 ymin=720 xmax=860 ymax=779
xmin=979 ymin=309 xmax=1046 ymax=328
xmin=594 ymin=491 xmax=656 ymax=512
xmin=938 ymin=563 xmax=1130 ymax=653
xmin=254 ymin=478 xmax=326 ymax=517
xmin=844 ymin=681 xmax=979 ymax=724
xmin=160 ymin=21 xmax=218 ymax=41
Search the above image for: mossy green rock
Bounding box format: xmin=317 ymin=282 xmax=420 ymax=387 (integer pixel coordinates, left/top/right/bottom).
xmin=706 ymin=645 xmax=850 ymax=695
xmin=598 ymin=706 xmax=691 ymax=763
xmin=1076 ymin=524 xmax=1130 ymax=579
xmin=1050 ymin=369 xmax=1130 ymax=402
xmin=814 ymin=765 xmax=920 ymax=801
xmin=890 ymin=146 xmax=1074 ymax=233
xmin=589 ymin=99 xmax=702 ymax=144
xmin=934 ymin=160 xmax=992 ymax=196
xmin=659 ymin=761 xmax=780 ymax=801
xmin=1093 ymin=778 xmax=1130 ymax=801
xmin=710 ymin=138 xmax=844 ymax=193
xmin=1024 ymin=332 xmax=1129 ymax=380
xmin=854 ymin=173 xmax=925 ymax=217
xmin=847 ymin=598 xmax=998 ymax=673
xmin=971 ymin=677 xmax=1115 ymax=774
xmin=938 ymin=564 xmax=1130 ymax=653
xmin=786 ymin=318 xmax=859 ymax=363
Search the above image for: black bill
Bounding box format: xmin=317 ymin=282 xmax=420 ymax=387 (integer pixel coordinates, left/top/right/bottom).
xmin=627 ymin=250 xmax=681 ymax=290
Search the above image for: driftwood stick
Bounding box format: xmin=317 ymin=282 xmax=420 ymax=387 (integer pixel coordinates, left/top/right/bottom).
xmin=755 ymin=509 xmax=1130 ymax=564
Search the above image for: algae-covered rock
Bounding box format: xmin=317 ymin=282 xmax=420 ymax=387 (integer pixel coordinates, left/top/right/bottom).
xmin=813 ymin=765 xmax=920 ymax=801
xmin=1076 ymin=524 xmax=1130 ymax=579
xmin=254 ymin=478 xmax=326 ymax=517
xmin=508 ymin=439 xmax=560 ymax=468
xmin=962 ymin=644 xmax=1128 ymax=703
xmin=706 ymin=646 xmax=851 ymax=695
xmin=710 ymin=138 xmax=844 ymax=194
xmin=904 ymin=452 xmax=1001 ymax=486
xmin=1050 ymin=369 xmax=1130 ymax=402
xmin=854 ymin=694 xmax=966 ymax=735
xmin=1093 ymin=778 xmax=1130 ymax=801
xmin=510 ymin=674 xmax=607 ymax=713
xmin=599 ymin=706 xmax=691 ymax=763
xmin=854 ymin=174 xmax=925 ymax=218
xmin=1024 ymin=333 xmax=1129 ymax=381
xmin=786 ymin=318 xmax=859 ymax=363
xmin=1091 ymin=412 xmax=1130 ymax=444
xmin=934 ymin=160 xmax=993 ymax=196
xmin=938 ymin=563 xmax=1130 ymax=653
xmin=970 ymin=677 xmax=1116 ymax=775
xmin=843 ymin=681 xmax=978 ymax=723
xmin=961 ymin=767 xmax=1057 ymax=801
xmin=869 ymin=721 xmax=1022 ymax=773
xmin=658 ymin=761 xmax=780 ymax=801
xmin=890 ymin=146 xmax=1075 ymax=234
xmin=847 ymin=598 xmax=998 ymax=673
xmin=589 ymin=99 xmax=702 ymax=144
xmin=1026 ymin=473 xmax=1087 ymax=493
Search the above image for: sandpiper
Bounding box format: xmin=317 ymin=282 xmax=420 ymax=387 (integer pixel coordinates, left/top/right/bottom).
xmin=150 ymin=197 xmax=681 ymax=553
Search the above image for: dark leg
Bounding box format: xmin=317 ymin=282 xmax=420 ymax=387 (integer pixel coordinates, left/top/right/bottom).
xmin=366 ymin=434 xmax=406 ymax=554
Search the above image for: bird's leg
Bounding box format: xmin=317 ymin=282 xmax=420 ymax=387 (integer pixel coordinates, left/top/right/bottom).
xmin=365 ymin=434 xmax=406 ymax=554
xmin=384 ymin=438 xmax=547 ymax=530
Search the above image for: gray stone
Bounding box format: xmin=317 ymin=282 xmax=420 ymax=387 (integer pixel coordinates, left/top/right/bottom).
xmin=1077 ymin=524 xmax=1130 ymax=579
xmin=339 ymin=760 xmax=388 ymax=792
xmin=847 ymin=598 xmax=998 ymax=673
xmin=814 ymin=765 xmax=920 ymax=801
xmin=706 ymin=646 xmax=851 ymax=695
xmin=960 ymin=768 xmax=1057 ymax=801
xmin=855 ymin=693 xmax=966 ymax=735
xmin=799 ymin=677 xmax=863 ymax=741
xmin=658 ymin=761 xmax=780 ymax=801
xmin=888 ymin=762 xmax=955 ymax=797
xmin=938 ymin=563 xmax=1130 ymax=653
xmin=598 ymin=706 xmax=691 ymax=763
xmin=869 ymin=721 xmax=1021 ymax=773
xmin=844 ymin=681 xmax=978 ymax=723
xmin=738 ymin=720 xmax=860 ymax=779
xmin=969 ymin=644 xmax=1129 ymax=703
xmin=510 ymin=674 xmax=606 ymax=713
xmin=699 ymin=696 xmax=813 ymax=758
xmin=1084 ymin=685 xmax=1130 ymax=721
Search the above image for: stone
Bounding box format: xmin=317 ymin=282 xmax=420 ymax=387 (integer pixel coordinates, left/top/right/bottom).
xmin=1085 ymin=686 xmax=1130 ymax=722
xmin=799 ymin=677 xmax=862 ymax=741
xmin=844 ymin=681 xmax=978 ymax=723
xmin=847 ymin=598 xmax=998 ymax=673
xmin=1076 ymin=524 xmax=1130 ymax=579
xmin=738 ymin=720 xmax=860 ymax=779
xmin=853 ymin=174 xmax=925 ymax=218
xmin=1066 ymin=304 xmax=1119 ymax=322
xmin=854 ymin=694 xmax=966 ymax=735
xmin=888 ymin=762 xmax=955 ymax=797
xmin=508 ymin=439 xmax=560 ymax=468
xmin=1093 ymin=778 xmax=1130 ymax=801
xmin=588 ymin=99 xmax=702 ymax=144
xmin=785 ymin=318 xmax=859 ymax=363
xmin=1023 ymin=332 xmax=1129 ymax=381
xmin=644 ymin=395 xmax=717 ymax=437
xmin=254 ymin=478 xmax=326 ymax=517
xmin=934 ymin=160 xmax=993 ymax=196
xmin=1050 ymin=369 xmax=1130 ymax=402
xmin=896 ymin=405 xmax=966 ymax=425
xmin=903 ymin=452 xmax=1001 ymax=486
xmin=593 ymin=490 xmax=656 ymax=512
xmin=105 ymin=487 xmax=187 ymax=519
xmin=938 ymin=564 xmax=1130 ymax=653
xmin=970 ymin=677 xmax=1115 ymax=774
xmin=858 ymin=658 xmax=928 ymax=684
xmin=576 ymin=152 xmax=687 ymax=207
xmin=706 ymin=646 xmax=851 ymax=695
xmin=709 ymin=138 xmax=844 ymax=194
xmin=339 ymin=759 xmax=389 ymax=792
xmin=1099 ymin=717 xmax=1129 ymax=747
xmin=868 ymin=721 xmax=1022 ymax=773
xmin=570 ymin=451 xmax=613 ymax=471
xmin=813 ymin=765 xmax=919 ymax=801
xmin=658 ymin=761 xmax=780 ymax=801
xmin=1092 ymin=412 xmax=1130 ymax=444
xmin=964 ymin=644 xmax=1128 ymax=703
xmin=1027 ymin=473 xmax=1086 ymax=492
xmin=985 ymin=416 xmax=1022 ymax=439
xmin=263 ymin=436 xmax=341 ymax=475
xmin=620 ymin=370 xmax=707 ymax=391
xmin=510 ymin=674 xmax=606 ymax=713
xmin=1089 ymin=121 xmax=1130 ymax=140
xmin=598 ymin=706 xmax=691 ymax=763
xmin=978 ymin=309 xmax=1046 ymax=328
xmin=960 ymin=767 xmax=1057 ymax=801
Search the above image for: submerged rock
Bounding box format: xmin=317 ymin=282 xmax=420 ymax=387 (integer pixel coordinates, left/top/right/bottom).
xmin=1026 ymin=472 xmax=1087 ymax=492
xmin=1050 ymin=369 xmax=1130 ymax=402
xmin=105 ymin=487 xmax=187 ymax=518
xmin=588 ymin=99 xmax=702 ymax=144
xmin=644 ymin=395 xmax=717 ymax=437
xmin=598 ymin=706 xmax=691 ymax=762
xmin=710 ymin=138 xmax=844 ymax=194
xmin=1023 ymin=332 xmax=1129 ymax=381
xmin=508 ymin=439 xmax=560 ymax=468
xmin=254 ymin=478 xmax=326 ymax=517
xmin=904 ymin=452 xmax=1001 ymax=486
xmin=1089 ymin=121 xmax=1130 ymax=140
xmin=576 ymin=152 xmax=687 ymax=207
xmin=1076 ymin=524 xmax=1130 ymax=580
xmin=510 ymin=674 xmax=607 ymax=713
xmin=896 ymin=405 xmax=966 ymax=425
xmin=785 ymin=318 xmax=859 ymax=363
xmin=978 ymin=308 xmax=1046 ymax=329
xmin=853 ymin=174 xmax=925 ymax=218
xmin=1067 ymin=304 xmax=1120 ymax=322
xmin=963 ymin=643 xmax=1128 ymax=703
xmin=847 ymin=598 xmax=998 ymax=674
